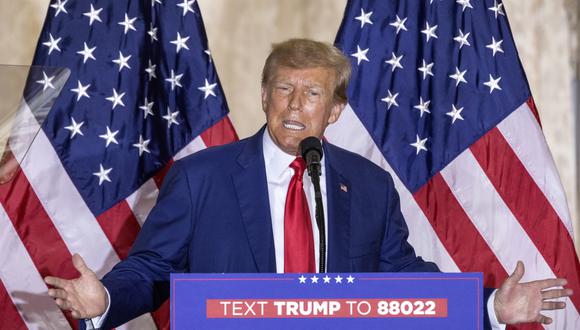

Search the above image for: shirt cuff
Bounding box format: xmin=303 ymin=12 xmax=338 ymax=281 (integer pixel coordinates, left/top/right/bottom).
xmin=487 ymin=289 xmax=507 ymax=330
xmin=86 ymin=287 xmax=111 ymax=330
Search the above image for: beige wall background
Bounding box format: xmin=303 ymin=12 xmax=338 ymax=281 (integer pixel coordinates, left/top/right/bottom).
xmin=1 ymin=0 xmax=579 ymax=253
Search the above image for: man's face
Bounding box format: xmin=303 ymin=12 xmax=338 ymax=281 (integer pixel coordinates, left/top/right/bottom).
xmin=262 ymin=66 xmax=344 ymax=155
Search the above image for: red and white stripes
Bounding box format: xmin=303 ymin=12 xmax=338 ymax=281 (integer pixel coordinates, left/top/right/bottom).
xmin=0 ymin=100 xmax=237 ymax=329
xmin=325 ymin=100 xmax=580 ymax=329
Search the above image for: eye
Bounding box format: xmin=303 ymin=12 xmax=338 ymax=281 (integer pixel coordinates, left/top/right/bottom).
xmin=306 ymin=89 xmax=322 ymax=98
xmin=275 ymin=85 xmax=292 ymax=94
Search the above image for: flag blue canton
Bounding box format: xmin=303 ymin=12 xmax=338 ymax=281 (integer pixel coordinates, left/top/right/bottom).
xmin=29 ymin=0 xmax=229 ymax=215
xmin=335 ymin=0 xmax=530 ymax=193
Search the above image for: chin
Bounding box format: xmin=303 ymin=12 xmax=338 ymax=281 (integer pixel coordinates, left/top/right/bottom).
xmin=280 ymin=140 xmax=301 ymax=155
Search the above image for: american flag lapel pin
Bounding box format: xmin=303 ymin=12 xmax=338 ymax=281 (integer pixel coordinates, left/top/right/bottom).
xmin=340 ymin=183 xmax=348 ymax=193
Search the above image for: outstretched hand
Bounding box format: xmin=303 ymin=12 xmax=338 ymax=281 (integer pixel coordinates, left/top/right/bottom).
xmin=494 ymin=261 xmax=573 ymax=325
xmin=44 ymin=254 xmax=108 ymax=319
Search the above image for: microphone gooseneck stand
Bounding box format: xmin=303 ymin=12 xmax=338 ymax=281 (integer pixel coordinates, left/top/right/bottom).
xmin=300 ymin=136 xmax=326 ymax=273
xmin=310 ymin=170 xmax=326 ymax=273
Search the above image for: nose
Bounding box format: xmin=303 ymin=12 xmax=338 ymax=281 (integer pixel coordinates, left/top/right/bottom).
xmin=288 ymin=91 xmax=302 ymax=111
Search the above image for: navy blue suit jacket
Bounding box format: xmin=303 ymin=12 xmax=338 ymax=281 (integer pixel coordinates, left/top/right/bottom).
xmin=100 ymin=128 xmax=493 ymax=328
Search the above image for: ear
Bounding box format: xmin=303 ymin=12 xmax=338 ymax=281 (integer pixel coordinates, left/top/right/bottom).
xmin=327 ymin=101 xmax=346 ymax=125
xmin=261 ymin=86 xmax=268 ymax=113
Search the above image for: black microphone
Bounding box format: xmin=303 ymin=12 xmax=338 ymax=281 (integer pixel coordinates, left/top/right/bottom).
xmin=299 ymin=136 xmax=323 ymax=177
xmin=299 ymin=137 xmax=326 ymax=273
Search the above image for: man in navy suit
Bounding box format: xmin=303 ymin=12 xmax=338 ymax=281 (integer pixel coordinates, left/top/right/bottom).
xmin=45 ymin=39 xmax=571 ymax=329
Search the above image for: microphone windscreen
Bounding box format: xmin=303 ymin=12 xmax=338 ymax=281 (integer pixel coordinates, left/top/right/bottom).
xmin=299 ymin=136 xmax=323 ymax=161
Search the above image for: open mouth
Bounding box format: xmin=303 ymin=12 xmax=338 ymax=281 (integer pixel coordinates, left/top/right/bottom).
xmin=282 ymin=120 xmax=305 ymax=131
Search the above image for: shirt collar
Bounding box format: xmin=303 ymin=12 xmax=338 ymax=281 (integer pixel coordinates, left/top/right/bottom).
xmin=263 ymin=128 xmax=295 ymax=181
xmin=262 ymin=128 xmax=326 ymax=182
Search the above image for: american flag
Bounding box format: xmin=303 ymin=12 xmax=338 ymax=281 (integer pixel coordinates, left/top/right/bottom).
xmin=325 ymin=0 xmax=580 ymax=329
xmin=0 ymin=0 xmax=236 ymax=329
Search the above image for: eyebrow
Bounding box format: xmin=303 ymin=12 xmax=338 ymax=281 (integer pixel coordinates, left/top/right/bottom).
xmin=272 ymin=79 xmax=324 ymax=88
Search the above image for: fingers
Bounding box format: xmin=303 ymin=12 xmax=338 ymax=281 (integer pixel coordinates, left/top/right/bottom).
xmin=533 ymin=278 xmax=568 ymax=290
xmin=54 ymin=297 xmax=74 ymax=311
xmin=542 ymin=288 xmax=573 ymax=300
xmin=44 ymin=276 xmax=68 ymax=289
xmin=542 ymin=301 xmax=566 ymax=310
xmin=536 ymin=313 xmax=553 ymax=325
xmin=54 ymin=298 xmax=67 ymax=309
xmin=506 ymin=261 xmax=525 ymax=284
xmin=72 ymin=253 xmax=92 ymax=276
xmin=48 ymin=288 xmax=68 ymax=300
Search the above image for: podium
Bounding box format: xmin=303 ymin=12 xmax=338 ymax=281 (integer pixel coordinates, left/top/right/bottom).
xmin=171 ymin=272 xmax=483 ymax=329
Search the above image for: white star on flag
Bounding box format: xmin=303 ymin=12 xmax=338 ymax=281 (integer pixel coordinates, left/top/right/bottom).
xmin=77 ymin=42 xmax=96 ymax=63
xmin=133 ymin=135 xmax=151 ymax=156
xmin=385 ymin=52 xmax=404 ymax=72
xmin=165 ymin=70 xmax=184 ymax=91
xmin=83 ymin=4 xmax=103 ymax=26
xmin=139 ymin=97 xmax=155 ymax=119
xmin=177 ymin=0 xmax=195 ymax=16
xmin=449 ymin=67 xmax=468 ymax=86
xmin=454 ymin=29 xmax=471 ymax=49
xmin=421 ymin=22 xmax=438 ymax=42
xmin=446 ymin=104 xmax=465 ymax=124
xmin=310 ymin=275 xmax=319 ymax=283
xmin=355 ymin=8 xmax=373 ymax=28
xmin=50 ymin=0 xmax=68 ymax=17
xmin=487 ymin=37 xmax=504 ymax=56
xmin=351 ymin=45 xmax=369 ymax=65
xmin=489 ymin=0 xmax=505 ymax=19
xmin=198 ymin=79 xmax=217 ymax=99
xmin=42 ymin=33 xmax=62 ymax=55
xmin=456 ymin=0 xmax=473 ymax=12
xmin=484 ymin=74 xmax=502 ymax=94
xmin=93 ymin=164 xmax=112 ymax=185
xmin=70 ymin=80 xmax=90 ymax=101
xmin=64 ymin=117 xmax=84 ymax=139
xmin=99 ymin=126 xmax=120 ymax=147
xmin=346 ymin=275 xmax=355 ymax=283
xmin=112 ymin=51 xmax=132 ymax=72
xmin=118 ymin=13 xmax=137 ymax=34
xmin=106 ymin=88 xmax=126 ymax=109
xmin=334 ymin=275 xmax=343 ymax=283
xmin=410 ymin=135 xmax=428 ymax=155
xmin=414 ymin=97 xmax=431 ymax=117
xmin=298 ymin=275 xmax=307 ymax=284
xmin=145 ymin=60 xmax=157 ymax=80
xmin=323 ymin=275 xmax=331 ymax=283
xmin=389 ymin=15 xmax=408 ymax=34
xmin=162 ymin=108 xmax=180 ymax=128
xmin=418 ymin=60 xmax=434 ymax=80
xmin=36 ymin=71 xmax=55 ymax=91
xmin=170 ymin=32 xmax=190 ymax=53
xmin=148 ymin=24 xmax=158 ymax=42
xmin=381 ymin=90 xmax=399 ymax=109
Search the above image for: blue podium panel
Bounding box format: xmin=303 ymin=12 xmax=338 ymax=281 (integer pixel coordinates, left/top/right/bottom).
xmin=171 ymin=272 xmax=483 ymax=330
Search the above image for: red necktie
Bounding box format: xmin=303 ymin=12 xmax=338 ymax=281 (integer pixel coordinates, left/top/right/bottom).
xmin=284 ymin=157 xmax=315 ymax=273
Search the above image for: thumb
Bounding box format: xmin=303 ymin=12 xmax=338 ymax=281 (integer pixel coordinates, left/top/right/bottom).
xmin=72 ymin=253 xmax=92 ymax=276
xmin=507 ymin=260 xmax=525 ymax=285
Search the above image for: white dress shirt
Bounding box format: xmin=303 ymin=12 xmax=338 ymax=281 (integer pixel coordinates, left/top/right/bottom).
xmin=262 ymin=129 xmax=328 ymax=273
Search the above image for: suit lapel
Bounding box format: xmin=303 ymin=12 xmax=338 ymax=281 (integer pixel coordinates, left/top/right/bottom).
xmin=324 ymin=144 xmax=351 ymax=272
xmin=232 ymin=129 xmax=276 ymax=272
